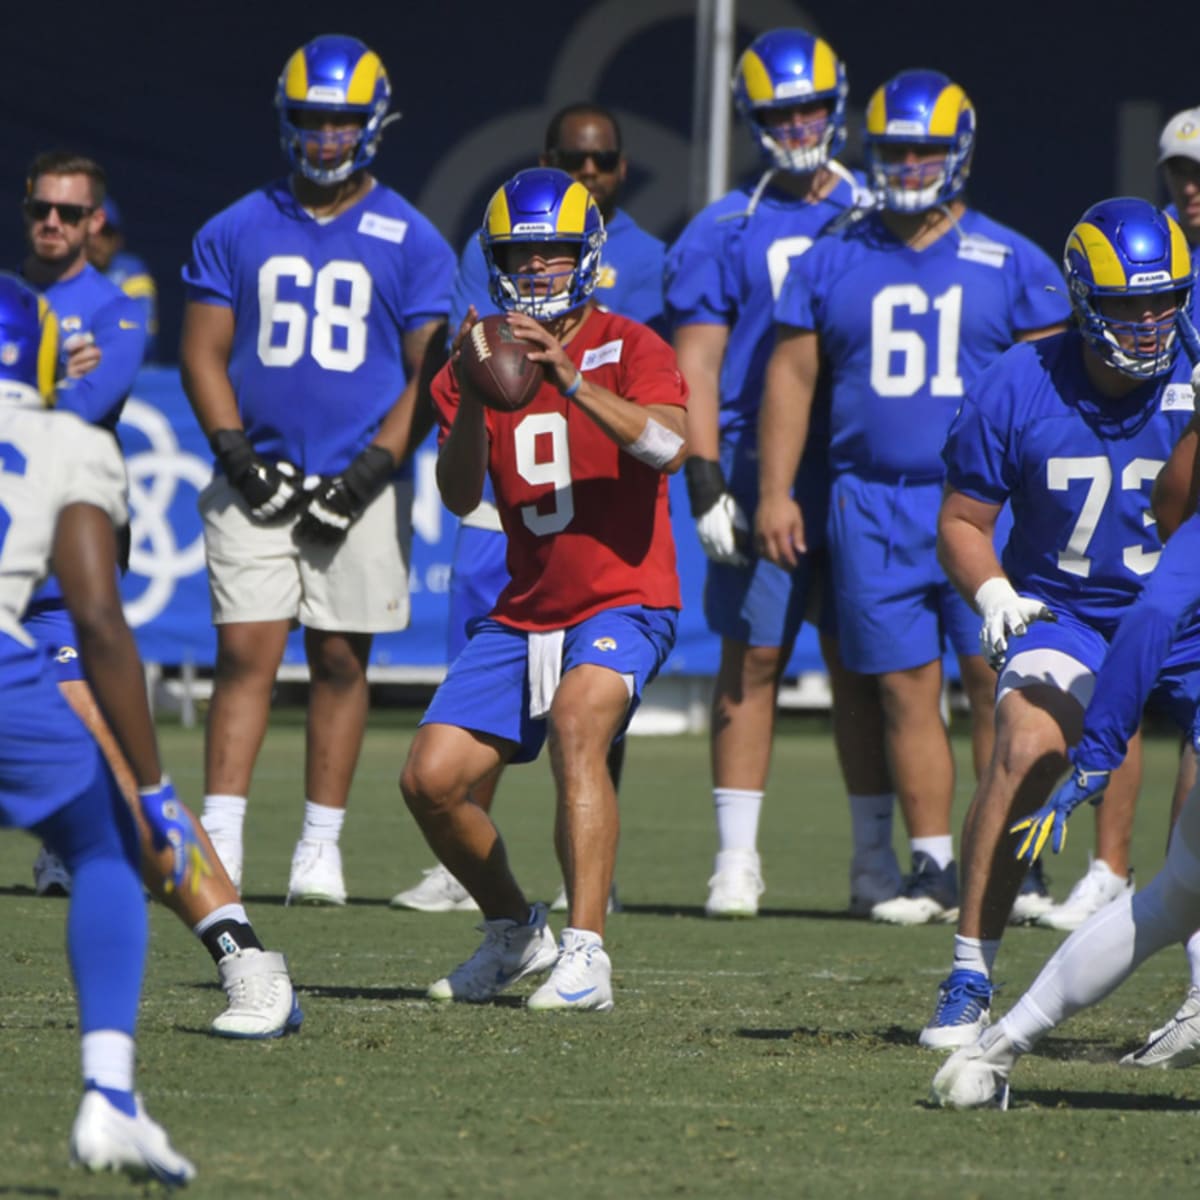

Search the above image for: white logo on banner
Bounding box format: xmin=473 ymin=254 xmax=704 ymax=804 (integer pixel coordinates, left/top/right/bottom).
xmin=120 ymin=398 xmax=212 ymax=626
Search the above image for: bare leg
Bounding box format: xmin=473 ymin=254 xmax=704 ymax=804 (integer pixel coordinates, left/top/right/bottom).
xmin=304 ymin=628 xmax=372 ymax=810
xmin=957 ymin=653 xmax=998 ymax=782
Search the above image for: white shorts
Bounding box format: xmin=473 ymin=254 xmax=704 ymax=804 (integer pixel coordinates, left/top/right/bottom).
xmin=199 ymin=473 xmax=413 ymax=632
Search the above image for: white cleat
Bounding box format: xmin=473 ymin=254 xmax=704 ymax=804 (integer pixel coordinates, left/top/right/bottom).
xmin=428 ymin=902 xmax=558 ymax=1003
xmin=286 ymin=839 xmax=346 ymax=906
xmin=1120 ymin=986 xmax=1200 ymax=1069
xmin=199 ymin=822 xmax=243 ymax=895
xmin=211 ymin=949 xmax=303 ymax=1039
xmin=527 ymin=928 xmax=614 ymax=1013
xmin=931 ymin=1028 xmax=1018 ymax=1110
xmin=550 ymin=882 xmax=620 ymax=915
xmin=705 ymin=849 xmax=764 ymax=918
xmin=1035 ymin=858 xmax=1132 ymax=933
xmin=389 ymin=863 xmax=480 ymax=912
xmin=69 ymin=1090 xmax=196 ymax=1186
xmin=33 ymin=845 xmax=72 ymax=896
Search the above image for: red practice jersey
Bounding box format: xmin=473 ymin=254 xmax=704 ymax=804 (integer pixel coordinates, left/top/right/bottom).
xmin=432 ymin=307 xmax=687 ymax=630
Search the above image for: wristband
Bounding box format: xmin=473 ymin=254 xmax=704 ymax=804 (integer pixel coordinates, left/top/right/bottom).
xmin=562 ymin=371 xmax=583 ymax=398
xmin=683 ymin=457 xmax=727 ymax=517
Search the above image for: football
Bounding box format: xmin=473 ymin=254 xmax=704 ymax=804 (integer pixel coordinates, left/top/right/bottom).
xmin=457 ymin=315 xmax=544 ymax=412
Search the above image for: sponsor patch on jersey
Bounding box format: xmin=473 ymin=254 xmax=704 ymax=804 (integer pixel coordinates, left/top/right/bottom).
xmin=592 ymin=636 xmax=617 ymax=651
xmin=358 ymin=213 xmax=409 ymax=244
xmin=1161 ymin=383 xmax=1195 ymax=412
xmin=956 ymin=234 xmax=1011 ymax=269
xmin=580 ymin=340 xmax=623 ymax=372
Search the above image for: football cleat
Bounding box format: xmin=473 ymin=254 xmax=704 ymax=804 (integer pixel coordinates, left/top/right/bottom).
xmin=705 ymin=849 xmax=764 ymax=918
xmin=33 ymin=845 xmax=72 ymax=896
xmin=211 ymin=949 xmax=303 ymax=1039
xmin=286 ymin=838 xmax=346 ymax=906
xmin=527 ymin=929 xmax=614 ymax=1013
xmin=931 ymin=1028 xmax=1017 ymax=1110
xmin=1008 ymin=859 xmax=1055 ymax=925
xmin=1120 ymin=986 xmax=1200 ymax=1069
xmin=919 ymin=969 xmax=994 ymax=1050
xmin=69 ymin=1090 xmax=196 ymax=1186
xmin=1035 ymin=858 xmax=1132 ymax=932
xmin=390 ymin=863 xmax=480 ymax=913
xmin=427 ymin=903 xmax=558 ymax=1003
xmin=871 ymin=852 xmax=959 ymax=925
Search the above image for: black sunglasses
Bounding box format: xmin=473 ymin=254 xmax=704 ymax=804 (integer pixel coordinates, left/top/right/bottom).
xmin=548 ymin=149 xmax=621 ymax=173
xmin=23 ymin=199 xmax=95 ymax=225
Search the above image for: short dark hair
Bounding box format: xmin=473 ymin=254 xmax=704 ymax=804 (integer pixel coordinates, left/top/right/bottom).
xmin=543 ymin=104 xmax=623 ymax=155
xmin=26 ymin=151 xmax=107 ymax=207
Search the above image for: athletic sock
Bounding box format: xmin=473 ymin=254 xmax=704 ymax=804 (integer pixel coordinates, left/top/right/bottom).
xmin=301 ymin=799 xmax=345 ymax=844
xmin=911 ymin=835 xmax=954 ymax=870
xmin=713 ymin=788 xmax=763 ymax=855
xmin=194 ymin=903 xmax=264 ymax=964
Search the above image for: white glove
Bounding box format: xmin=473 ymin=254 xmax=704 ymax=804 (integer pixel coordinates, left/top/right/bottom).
xmin=975 ymin=577 xmax=1053 ymax=670
xmin=695 ymin=493 xmax=750 ymax=566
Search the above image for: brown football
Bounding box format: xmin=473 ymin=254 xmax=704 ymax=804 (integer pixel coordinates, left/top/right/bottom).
xmin=458 ymin=315 xmax=544 ymax=412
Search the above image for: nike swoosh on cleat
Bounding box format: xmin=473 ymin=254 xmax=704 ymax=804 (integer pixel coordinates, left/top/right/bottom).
xmin=557 ymin=986 xmax=597 ymax=1002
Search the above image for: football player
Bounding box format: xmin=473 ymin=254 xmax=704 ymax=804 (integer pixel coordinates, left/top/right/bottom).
xmin=403 ymin=168 xmax=687 ymax=1011
xmin=181 ymin=34 xmax=454 ymax=905
xmin=664 ymin=28 xmax=883 ymax=919
xmin=924 ymin=197 xmax=1200 ymax=1050
xmin=390 ymin=101 xmax=663 ymax=916
xmin=758 ymin=69 xmax=1069 ymax=931
xmin=86 ymin=195 xmax=160 ymax=361
xmin=0 ymin=274 xmax=194 ymax=1183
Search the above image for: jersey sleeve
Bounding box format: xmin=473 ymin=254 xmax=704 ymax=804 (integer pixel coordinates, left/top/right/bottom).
xmin=663 ymin=210 xmax=734 ymax=330
xmin=397 ymin=212 xmax=455 ymax=332
xmin=448 ymin=237 xmax=495 ymax=334
xmin=53 ymin=293 xmax=146 ymax=429
xmin=941 ymin=367 xmax=1016 ymax=505
xmin=1008 ymin=239 xmax=1071 ymax=334
xmin=57 ymin=419 xmax=128 ymax=527
xmin=181 ymin=210 xmax=234 ymax=306
xmin=617 ymin=323 xmax=689 ymax=411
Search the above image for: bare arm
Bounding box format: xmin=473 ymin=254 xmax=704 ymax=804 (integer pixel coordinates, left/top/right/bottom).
xmin=673 ymin=323 xmax=727 ymax=462
xmin=435 ymin=383 xmax=490 ymax=516
xmin=1152 ymin=412 xmax=1200 ymax=541
xmin=756 ymin=327 xmax=819 ymax=567
xmin=52 ymin=504 xmax=162 ymax=788
xmin=179 ymin=300 xmax=239 ymax=437
xmin=937 ymin=487 xmax=1005 ymax=604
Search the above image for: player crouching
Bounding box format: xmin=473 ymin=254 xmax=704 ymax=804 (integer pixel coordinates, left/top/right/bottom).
xmin=400 ymin=168 xmax=688 ymax=1011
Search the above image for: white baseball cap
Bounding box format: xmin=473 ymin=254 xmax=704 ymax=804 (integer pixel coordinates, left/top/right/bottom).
xmin=1159 ymin=107 xmax=1200 ymax=166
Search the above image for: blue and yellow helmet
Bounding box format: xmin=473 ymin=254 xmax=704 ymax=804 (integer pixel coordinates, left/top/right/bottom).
xmin=480 ymin=168 xmax=607 ymax=319
xmin=1064 ymin=197 xmax=1195 ymax=379
xmin=275 ymin=34 xmax=392 ymax=185
xmin=0 ymin=274 xmax=58 ymax=406
xmin=731 ymin=29 xmax=847 ymax=174
xmin=863 ymin=69 xmax=975 ymax=212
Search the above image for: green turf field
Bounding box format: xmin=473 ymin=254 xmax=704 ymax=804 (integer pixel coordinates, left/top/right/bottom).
xmin=0 ymin=712 xmax=1196 ymax=1198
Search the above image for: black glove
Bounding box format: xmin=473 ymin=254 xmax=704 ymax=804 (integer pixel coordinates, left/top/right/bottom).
xmin=210 ymin=429 xmax=303 ymax=522
xmin=295 ymin=445 xmax=396 ymax=545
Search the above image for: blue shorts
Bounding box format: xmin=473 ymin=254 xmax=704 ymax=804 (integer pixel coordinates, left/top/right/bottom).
xmin=0 ymin=640 xmax=105 ymax=828
xmin=421 ymin=606 xmax=678 ymax=764
xmin=447 ymin=525 xmax=509 ymax=662
xmin=23 ymin=600 xmax=85 ymax=683
xmin=830 ymin=474 xmax=977 ymax=674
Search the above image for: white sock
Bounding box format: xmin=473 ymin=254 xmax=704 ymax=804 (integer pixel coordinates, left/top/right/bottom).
xmin=911 ymin=835 xmax=954 ymax=870
xmin=301 ymin=800 xmax=345 ymax=844
xmin=849 ymin=793 xmax=895 ymax=860
xmin=80 ymin=1030 xmax=134 ymax=1092
xmin=952 ymin=935 xmax=1000 ymax=977
xmin=1187 ymin=930 xmax=1200 ymax=989
xmin=201 ymin=794 xmax=247 ymax=844
xmin=563 ymin=926 xmax=603 ymax=947
xmin=192 ymin=903 xmax=249 ymax=938
xmin=713 ymin=788 xmax=763 ymax=854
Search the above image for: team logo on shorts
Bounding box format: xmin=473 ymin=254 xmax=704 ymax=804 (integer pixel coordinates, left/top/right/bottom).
xmin=592 ymin=637 xmax=617 ymax=651
xmin=55 ymin=646 xmax=79 ymax=663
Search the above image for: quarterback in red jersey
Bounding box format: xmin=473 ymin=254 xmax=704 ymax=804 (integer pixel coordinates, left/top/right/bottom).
xmin=403 ymin=169 xmax=687 ymax=1012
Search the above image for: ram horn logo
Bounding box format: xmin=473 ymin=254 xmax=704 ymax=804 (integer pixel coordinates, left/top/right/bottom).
xmin=592 ymin=636 xmax=618 ymax=651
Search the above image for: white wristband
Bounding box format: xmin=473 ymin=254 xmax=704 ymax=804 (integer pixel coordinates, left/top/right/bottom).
xmin=626 ymin=417 xmax=685 ymax=469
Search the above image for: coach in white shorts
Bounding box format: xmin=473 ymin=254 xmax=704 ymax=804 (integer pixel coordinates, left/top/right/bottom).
xmin=178 ymin=33 xmax=454 ymax=905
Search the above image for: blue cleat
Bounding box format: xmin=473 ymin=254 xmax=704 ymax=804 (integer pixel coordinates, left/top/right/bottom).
xmin=871 ymin=851 xmax=959 ymax=925
xmin=920 ymin=968 xmax=994 ymax=1050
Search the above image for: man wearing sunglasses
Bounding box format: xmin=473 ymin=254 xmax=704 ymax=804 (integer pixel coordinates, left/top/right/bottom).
xmin=390 ymin=102 xmax=665 ymax=916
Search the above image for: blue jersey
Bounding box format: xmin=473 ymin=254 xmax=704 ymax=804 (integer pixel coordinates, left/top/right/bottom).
xmin=944 ymin=330 xmax=1197 ymax=638
xmin=778 ymin=209 xmax=1069 ymax=480
xmin=449 ymin=207 xmax=665 ymax=333
xmin=183 ymin=178 xmax=454 ymax=475
xmin=105 ymin=249 xmax=159 ymax=361
xmin=32 ymin=264 xmax=146 ymax=431
xmin=664 ymin=166 xmax=864 ymax=446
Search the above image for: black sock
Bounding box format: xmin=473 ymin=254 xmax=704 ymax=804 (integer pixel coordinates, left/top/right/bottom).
xmin=201 ymin=920 xmax=264 ymax=965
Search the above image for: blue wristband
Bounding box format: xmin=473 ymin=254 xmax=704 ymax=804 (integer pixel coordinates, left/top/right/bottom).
xmin=562 ymin=371 xmax=583 ymax=398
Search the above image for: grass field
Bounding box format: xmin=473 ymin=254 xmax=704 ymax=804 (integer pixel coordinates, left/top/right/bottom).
xmin=1 ymin=711 xmax=1197 ymax=1198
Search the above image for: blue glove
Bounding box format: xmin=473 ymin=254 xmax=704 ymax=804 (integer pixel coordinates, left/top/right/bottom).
xmin=138 ymin=778 xmax=212 ymax=895
xmin=1009 ymin=765 xmax=1111 ymax=863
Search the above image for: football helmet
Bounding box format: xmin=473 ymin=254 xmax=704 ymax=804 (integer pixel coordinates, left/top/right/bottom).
xmin=864 ymin=69 xmax=975 ymax=212
xmin=275 ymin=35 xmax=392 ymax=185
xmin=0 ymin=273 xmax=57 ymax=405
xmin=1063 ymin=197 xmax=1194 ymax=379
xmin=480 ymin=168 xmax=606 ymax=319
xmin=732 ymin=29 xmax=847 ymax=174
